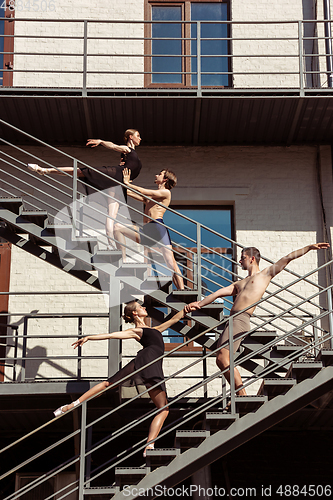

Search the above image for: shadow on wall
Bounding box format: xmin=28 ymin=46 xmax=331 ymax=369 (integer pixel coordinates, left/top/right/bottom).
xmin=16 ymin=346 xmax=47 ymax=381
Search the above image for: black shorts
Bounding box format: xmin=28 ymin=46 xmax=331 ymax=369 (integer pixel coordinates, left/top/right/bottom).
xmin=140 ymin=219 xmax=172 ymax=247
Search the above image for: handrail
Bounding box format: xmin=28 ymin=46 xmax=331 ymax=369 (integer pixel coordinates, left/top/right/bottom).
xmin=1 ymin=265 xmax=331 ymax=465
xmin=1 ymin=18 xmax=333 ymax=97
xmin=3 ymin=286 xmax=332 ymax=497
xmin=0 ymin=117 xmax=327 ymax=305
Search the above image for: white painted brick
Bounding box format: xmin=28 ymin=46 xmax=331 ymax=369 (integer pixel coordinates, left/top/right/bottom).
xmin=2 ymin=141 xmax=332 ymax=396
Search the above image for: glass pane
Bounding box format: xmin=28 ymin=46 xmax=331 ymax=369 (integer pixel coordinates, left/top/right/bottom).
xmin=191 ymin=3 xmax=229 ymax=87
xmin=162 ymin=207 xmax=234 ymax=343
xmin=152 ymin=6 xmax=182 ymax=84
xmin=164 ymin=206 xmax=234 ymax=302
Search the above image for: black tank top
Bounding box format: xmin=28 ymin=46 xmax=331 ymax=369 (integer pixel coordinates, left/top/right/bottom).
xmin=121 ymin=147 xmax=142 ymax=181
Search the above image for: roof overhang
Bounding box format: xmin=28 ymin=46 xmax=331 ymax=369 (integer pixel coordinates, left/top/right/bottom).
xmin=1 ymin=91 xmax=333 ymax=146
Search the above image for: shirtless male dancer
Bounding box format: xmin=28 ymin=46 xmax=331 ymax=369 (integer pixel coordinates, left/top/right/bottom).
xmin=185 ymin=243 xmax=330 ymax=396
xmin=114 ymin=168 xmax=184 ymax=290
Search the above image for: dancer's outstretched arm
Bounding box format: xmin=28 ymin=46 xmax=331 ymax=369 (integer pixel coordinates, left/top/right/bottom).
xmin=86 ymin=139 xmax=130 ymax=153
xmin=266 ymin=242 xmax=330 ymax=278
xmin=72 ymin=328 xmax=142 ymax=349
xmin=154 ymin=308 xmax=186 ymax=333
xmin=123 ymin=168 xmax=168 ymax=202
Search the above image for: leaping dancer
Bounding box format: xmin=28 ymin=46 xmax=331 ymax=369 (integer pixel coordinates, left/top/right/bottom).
xmin=27 ymin=129 xmax=142 ymax=249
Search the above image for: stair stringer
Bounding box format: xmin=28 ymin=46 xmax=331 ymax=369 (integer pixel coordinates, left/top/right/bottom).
xmin=112 ymin=366 xmax=333 ymax=500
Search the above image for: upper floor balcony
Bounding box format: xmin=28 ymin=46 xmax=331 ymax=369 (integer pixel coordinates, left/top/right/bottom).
xmin=1 ymin=13 xmax=333 ymax=145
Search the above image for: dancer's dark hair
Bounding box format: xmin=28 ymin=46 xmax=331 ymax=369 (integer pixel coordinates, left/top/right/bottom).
xmin=123 ymin=301 xmax=138 ymax=323
xmin=162 ymin=169 xmax=177 ymax=190
xmin=243 ymin=247 xmax=261 ymax=264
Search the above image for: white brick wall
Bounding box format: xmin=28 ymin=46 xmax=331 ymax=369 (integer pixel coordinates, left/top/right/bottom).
xmin=13 ymin=1 xmax=145 ymax=88
xmin=11 ymin=0 xmax=333 ymax=89
xmin=1 ymin=142 xmax=331 ymax=396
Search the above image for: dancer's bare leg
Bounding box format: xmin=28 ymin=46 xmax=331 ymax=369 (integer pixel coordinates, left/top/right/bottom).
xmin=144 ymin=387 xmax=169 ymax=454
xmin=161 ymin=245 xmax=184 ymax=290
xmin=27 ymin=164 xmax=83 ymax=176
xmin=114 ymin=222 xmax=140 ymax=261
xmin=106 ymin=189 xmax=119 ymax=249
xmin=216 ymin=347 xmax=247 ymax=396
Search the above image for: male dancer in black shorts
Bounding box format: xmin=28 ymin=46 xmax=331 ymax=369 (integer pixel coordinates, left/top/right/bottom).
xmin=114 ymin=168 xmax=184 ymax=290
xmin=185 ymin=243 xmax=330 ymax=395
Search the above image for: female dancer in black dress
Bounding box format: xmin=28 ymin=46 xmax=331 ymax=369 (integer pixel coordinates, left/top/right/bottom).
xmin=27 ymin=129 xmax=142 ymax=249
xmin=53 ymin=300 xmax=186 ymax=456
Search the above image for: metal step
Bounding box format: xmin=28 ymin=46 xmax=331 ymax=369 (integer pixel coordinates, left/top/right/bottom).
xmin=141 ymin=277 xmax=173 ymax=292
xmin=115 ymin=263 xmax=148 ymax=280
xmin=115 ymin=467 xmax=150 ymax=488
xmin=20 ymin=209 xmax=48 ymax=227
xmin=92 ymin=249 xmax=123 ymax=265
xmin=273 ymin=345 xmax=304 ymax=356
xmin=204 ymin=412 xmax=239 ymax=432
xmin=286 ymin=361 xmax=323 ymax=381
xmin=112 ymin=366 xmax=333 ymax=500
xmin=315 ymin=349 xmax=333 ymax=367
xmin=234 ymin=395 xmax=268 ymax=413
xmin=175 ymin=429 xmax=210 ymax=449
xmin=84 ymin=486 xmax=118 ymax=496
xmin=0 ymin=196 xmax=23 ymax=214
xmin=145 ymin=448 xmax=180 ymax=470
xmin=250 ymin=330 xmax=278 ymax=344
xmin=45 ymin=223 xmax=73 ymax=236
xmin=257 ymin=378 xmax=296 ymax=399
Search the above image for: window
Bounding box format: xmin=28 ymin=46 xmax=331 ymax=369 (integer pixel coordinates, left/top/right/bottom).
xmin=146 ymin=0 xmax=230 ymax=87
xmin=161 ymin=206 xmax=234 ymax=349
xmin=0 ymin=7 xmax=14 ymax=87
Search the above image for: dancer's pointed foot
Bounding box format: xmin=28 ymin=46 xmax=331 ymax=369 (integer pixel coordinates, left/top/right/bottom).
xmin=28 ymin=164 xmax=49 ymax=175
xmin=53 ymin=399 xmax=80 ymax=417
xmin=53 ymin=404 xmax=72 ymax=417
xmin=143 ymin=442 xmax=154 ymax=458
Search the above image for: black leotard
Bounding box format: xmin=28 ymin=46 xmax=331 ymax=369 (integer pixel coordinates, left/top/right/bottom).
xmin=80 ymin=147 xmax=142 ymax=201
xmin=107 ymin=327 xmax=166 ymax=393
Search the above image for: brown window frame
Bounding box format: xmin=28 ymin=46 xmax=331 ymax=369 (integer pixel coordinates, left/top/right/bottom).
xmin=144 ymin=0 xmax=230 ymax=88
xmin=1 ymin=5 xmax=14 ymax=87
xmin=160 ymin=204 xmax=235 ymax=352
xmin=0 ymin=242 xmax=12 ymax=381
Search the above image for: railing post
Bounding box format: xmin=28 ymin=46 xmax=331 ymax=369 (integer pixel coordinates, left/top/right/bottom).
xmin=327 ymin=288 xmax=333 ymax=349
xmin=228 ymin=316 xmax=236 ymax=414
xmin=78 ymin=401 xmax=87 ymax=500
xmin=82 ymin=20 xmax=88 ymax=97
xmin=72 ymin=159 xmax=78 ymax=240
xmin=313 ymin=318 xmax=319 ymax=357
xmin=78 ymin=316 xmax=83 ymax=380
xmin=203 ymin=347 xmax=207 ymax=398
xmin=197 ymin=223 xmax=202 ymax=298
xmin=197 ymin=21 xmax=202 ymax=97
xmin=13 ymin=326 xmax=18 ymax=382
xmin=298 ymin=20 xmax=305 ymax=96
xmin=21 ymin=316 xmax=28 ymax=383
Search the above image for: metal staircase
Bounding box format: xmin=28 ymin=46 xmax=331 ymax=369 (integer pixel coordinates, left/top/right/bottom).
xmin=0 ymin=119 xmax=333 ymax=499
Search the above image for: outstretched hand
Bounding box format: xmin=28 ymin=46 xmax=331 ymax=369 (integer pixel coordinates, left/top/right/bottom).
xmin=72 ymin=337 xmax=89 ymax=349
xmin=184 ymin=301 xmax=201 ymax=313
xmin=86 ymin=139 xmax=101 ymax=148
xmin=123 ymin=167 xmax=132 ymax=185
xmin=310 ymin=242 xmax=330 ymax=250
